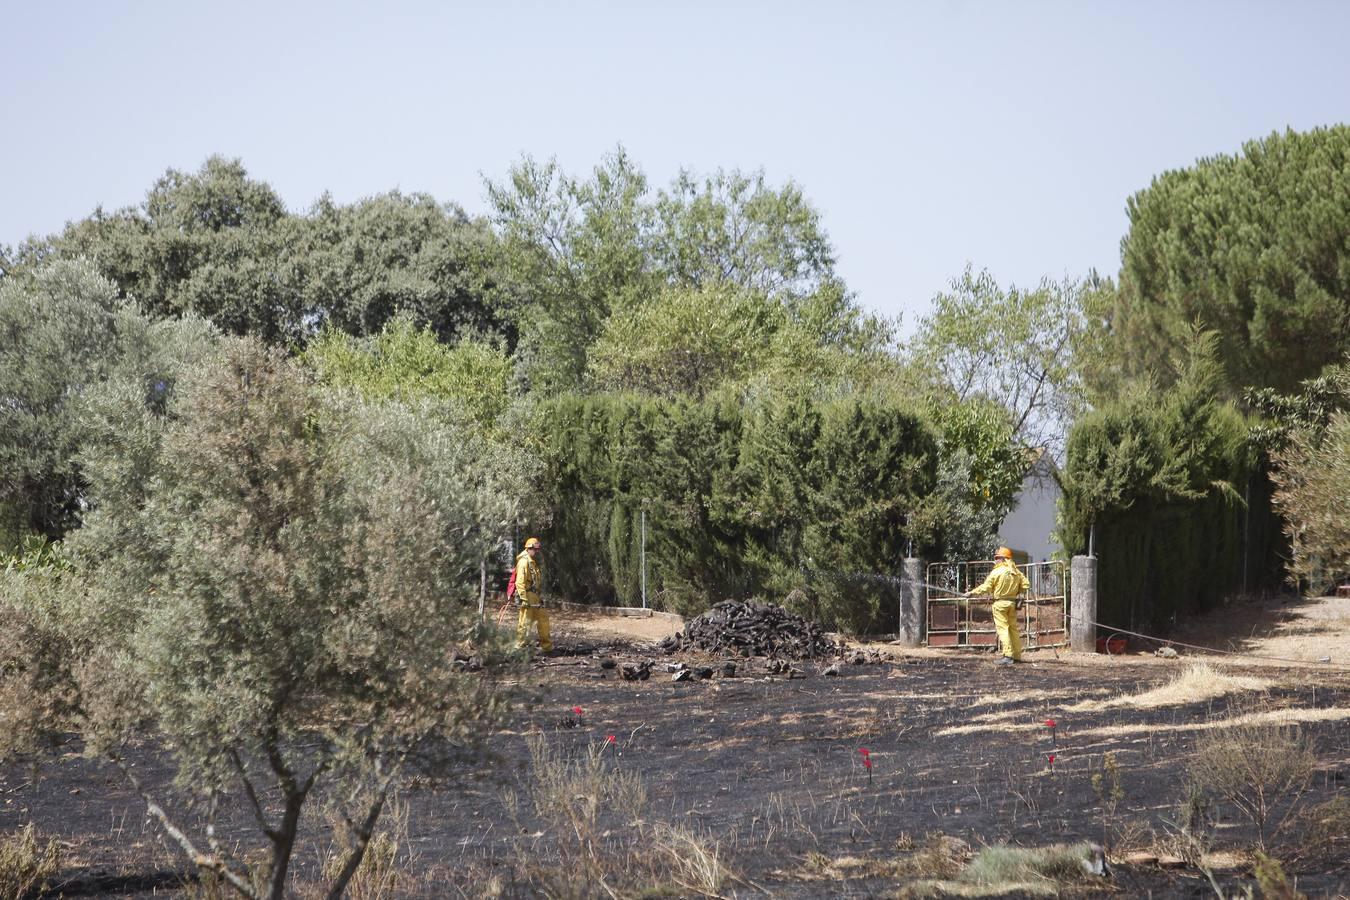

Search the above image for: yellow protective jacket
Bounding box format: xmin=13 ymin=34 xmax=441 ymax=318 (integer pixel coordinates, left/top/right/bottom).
xmin=970 ymin=558 xmax=1029 ymax=601
xmin=514 ymin=551 xmax=543 ymax=607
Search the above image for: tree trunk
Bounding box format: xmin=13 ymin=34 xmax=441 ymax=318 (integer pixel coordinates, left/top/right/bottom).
xmin=266 ymin=790 xmax=305 ymax=900
xmin=323 ymin=784 xmax=391 ymax=900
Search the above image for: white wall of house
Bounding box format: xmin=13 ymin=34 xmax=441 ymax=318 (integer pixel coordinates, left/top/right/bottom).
xmin=998 ymin=459 xmax=1061 ymax=562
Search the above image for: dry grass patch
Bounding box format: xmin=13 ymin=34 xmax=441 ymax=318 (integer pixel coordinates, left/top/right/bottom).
xmin=649 ymin=823 xmax=730 ymax=897
xmin=1064 ymin=663 xmax=1267 ymax=712
xmin=960 ymin=843 xmax=1103 ymax=885
xmin=503 ymin=734 xmax=740 ymax=899
xmin=897 ymin=834 xmax=972 ymax=880
xmin=1074 ymin=704 xmax=1350 ymax=739
xmin=967 ymin=688 xmax=1104 ymax=709
xmin=935 ymin=721 xmax=1043 ymax=737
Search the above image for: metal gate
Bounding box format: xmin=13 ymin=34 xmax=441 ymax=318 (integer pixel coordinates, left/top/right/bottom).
xmin=925 ymin=559 xmax=1067 ymax=650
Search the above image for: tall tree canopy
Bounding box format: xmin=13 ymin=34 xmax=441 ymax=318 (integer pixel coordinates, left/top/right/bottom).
xmin=10 ymin=157 xmax=508 ymax=347
xmin=1106 ymin=126 xmax=1350 ymax=395
xmin=908 ymin=265 xmax=1093 ymax=461
xmin=486 ymin=146 xmax=882 ymax=394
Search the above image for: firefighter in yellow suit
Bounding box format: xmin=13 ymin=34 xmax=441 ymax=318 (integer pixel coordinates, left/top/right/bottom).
xmin=966 ymin=547 xmax=1030 ymax=665
xmin=514 ymin=537 xmax=551 ymax=654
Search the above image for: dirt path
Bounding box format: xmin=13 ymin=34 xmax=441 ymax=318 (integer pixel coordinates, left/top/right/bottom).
xmin=550 ymin=606 xmax=683 ymax=644
xmin=558 ymin=593 xmax=1350 ymax=671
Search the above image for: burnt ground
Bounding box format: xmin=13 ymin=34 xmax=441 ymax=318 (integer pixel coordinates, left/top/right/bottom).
xmin=4 ymin=603 xmax=1350 ymax=898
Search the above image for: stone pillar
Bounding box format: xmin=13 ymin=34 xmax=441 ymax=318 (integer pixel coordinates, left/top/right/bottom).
xmin=1070 ymin=555 xmax=1098 ymax=652
xmin=898 ymin=558 xmax=926 ymax=647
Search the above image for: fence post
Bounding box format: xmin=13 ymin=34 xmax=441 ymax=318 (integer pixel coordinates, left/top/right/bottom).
xmin=898 ymin=558 xmax=925 ymax=647
xmin=478 ymin=558 xmax=486 ymax=621
xmin=1070 ymin=554 xmax=1097 ymax=652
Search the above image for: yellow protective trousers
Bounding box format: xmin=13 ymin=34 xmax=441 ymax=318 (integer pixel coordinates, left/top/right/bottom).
xmin=992 ymin=599 xmax=1022 ymax=660
xmin=515 ymin=605 xmax=552 ymax=652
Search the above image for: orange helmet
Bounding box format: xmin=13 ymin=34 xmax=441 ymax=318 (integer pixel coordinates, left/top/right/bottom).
xmin=994 ymin=546 xmax=1014 ymax=560
xmin=525 ymin=537 xmax=542 ymax=550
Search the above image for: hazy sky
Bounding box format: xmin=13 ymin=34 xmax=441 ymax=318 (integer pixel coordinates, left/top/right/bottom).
xmin=3 ymin=1 xmax=1348 ymax=330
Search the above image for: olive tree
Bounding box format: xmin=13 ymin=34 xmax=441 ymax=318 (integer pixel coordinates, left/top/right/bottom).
xmin=0 ymin=259 xmax=218 ymax=545
xmin=1 ymin=339 xmax=528 ymax=899
xmin=1269 ymin=369 xmax=1350 ymax=592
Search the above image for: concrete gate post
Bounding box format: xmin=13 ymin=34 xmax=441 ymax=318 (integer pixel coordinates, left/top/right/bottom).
xmin=1070 ymin=555 xmax=1098 ymax=652
xmin=898 ymin=558 xmax=926 ymax=648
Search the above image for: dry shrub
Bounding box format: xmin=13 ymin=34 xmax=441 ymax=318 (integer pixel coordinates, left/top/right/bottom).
xmin=1185 ymin=718 xmax=1315 ymax=849
xmin=0 ymin=824 xmax=60 ymax=900
xmin=183 ymin=850 xmax=270 ymax=900
xmin=313 ymin=794 xmax=414 ymax=900
xmin=1156 ymin=784 xmax=1215 ymax=866
xmin=526 ymin=732 xmax=646 ymax=840
xmin=649 ymin=823 xmax=728 ymax=897
xmin=1296 ymin=794 xmax=1350 ymax=866
xmin=1110 ymin=818 xmax=1155 ymax=855
xmin=1091 ymin=752 xmax=1125 ymax=851
xmin=440 ymin=860 xmax=506 ymax=900
xmin=515 ymin=734 xmax=734 ymax=899
xmin=1252 ymin=851 xmax=1307 ymax=900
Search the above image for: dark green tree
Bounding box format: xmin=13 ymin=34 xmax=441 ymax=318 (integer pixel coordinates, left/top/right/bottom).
xmin=1107 ymin=126 xmax=1350 ymax=394
xmin=14 ymin=158 xmax=508 ymax=348
xmin=297 ymin=191 xmax=507 ymax=343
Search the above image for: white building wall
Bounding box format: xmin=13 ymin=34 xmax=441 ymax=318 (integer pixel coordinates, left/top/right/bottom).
xmin=998 ymin=464 xmax=1061 ymax=563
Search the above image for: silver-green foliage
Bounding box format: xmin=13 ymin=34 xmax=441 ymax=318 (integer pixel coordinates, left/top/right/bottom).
xmin=1271 ymin=400 xmax=1350 ymax=593
xmin=2 ymin=338 xmax=528 ymax=899
xmin=0 ymin=259 xmax=218 ymax=544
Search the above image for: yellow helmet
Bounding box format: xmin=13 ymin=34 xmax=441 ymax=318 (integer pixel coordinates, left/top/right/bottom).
xmin=994 ymin=546 xmax=1014 ymax=560
xmin=525 ymin=537 xmax=543 ymax=550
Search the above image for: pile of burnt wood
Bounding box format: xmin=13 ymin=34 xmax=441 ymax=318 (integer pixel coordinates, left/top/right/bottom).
xmin=658 ymin=599 xmax=842 ymax=659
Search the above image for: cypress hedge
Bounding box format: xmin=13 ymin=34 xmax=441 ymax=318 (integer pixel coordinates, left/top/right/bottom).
xmin=1060 ymin=353 xmax=1285 ymax=632
xmin=530 ymin=392 xmax=939 ymax=633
